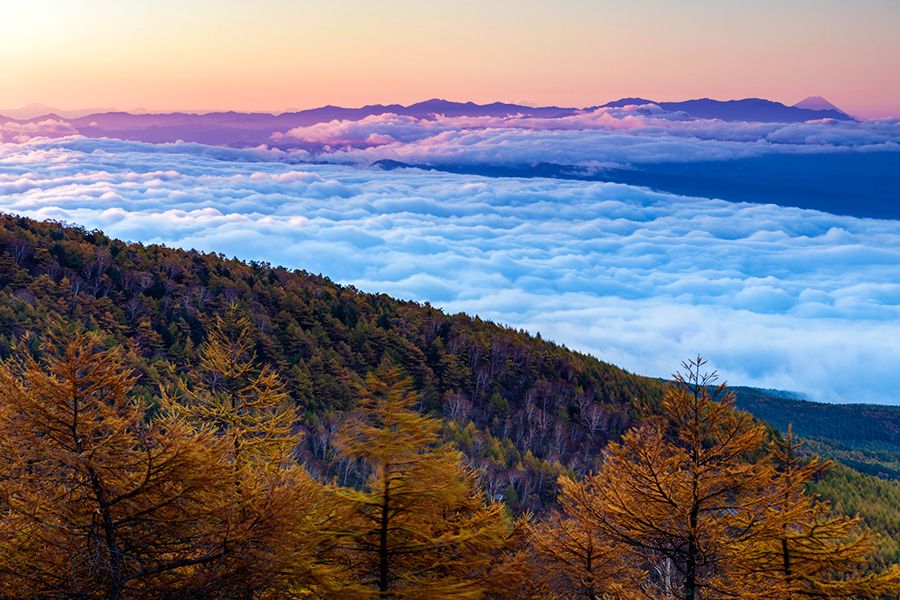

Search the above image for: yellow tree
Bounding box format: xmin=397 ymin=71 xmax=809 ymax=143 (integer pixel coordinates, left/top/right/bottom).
xmin=165 ymin=308 xmax=298 ymax=469
xmin=737 ymin=426 xmax=900 ymax=598
xmin=331 ymin=366 xmax=509 ymax=599
xmin=162 ymin=307 xmax=337 ymax=597
xmin=479 ymin=515 xmax=549 ymax=600
xmin=0 ymin=328 xmax=231 ymax=599
xmin=530 ymin=475 xmax=644 ymax=599
xmin=583 ymin=357 xmax=772 ymax=600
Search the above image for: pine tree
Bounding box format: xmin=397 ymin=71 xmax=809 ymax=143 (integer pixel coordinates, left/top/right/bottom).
xmin=582 ymin=357 xmax=771 ymax=599
xmin=0 ymin=327 xmax=231 ymax=599
xmin=331 ymin=366 xmax=509 ymax=599
xmin=737 ymin=426 xmax=900 ymax=598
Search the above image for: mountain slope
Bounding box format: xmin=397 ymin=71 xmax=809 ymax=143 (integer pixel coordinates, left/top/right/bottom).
xmin=0 ymin=213 xmax=895 ymax=564
xmin=794 ymin=95 xmax=849 ymax=115
xmin=0 ymin=213 xmax=661 ymax=511
xmin=733 ymin=387 xmax=900 ymax=480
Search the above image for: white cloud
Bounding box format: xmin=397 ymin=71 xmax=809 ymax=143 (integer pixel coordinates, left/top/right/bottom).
xmin=1 ymin=137 xmax=899 ymax=404
xmin=271 ymin=107 xmax=900 ymax=169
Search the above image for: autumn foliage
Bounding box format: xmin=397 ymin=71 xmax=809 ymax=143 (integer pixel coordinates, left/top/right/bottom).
xmin=0 ymin=322 xmax=897 ymax=598
xmin=0 ymin=328 xmax=231 ymax=598
xmin=329 ymin=366 xmax=510 ymax=598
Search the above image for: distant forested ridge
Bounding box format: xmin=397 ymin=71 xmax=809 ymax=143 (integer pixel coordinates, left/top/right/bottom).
xmin=733 ymin=387 xmax=900 ymax=481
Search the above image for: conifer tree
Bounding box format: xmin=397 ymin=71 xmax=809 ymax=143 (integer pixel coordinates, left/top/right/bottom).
xmin=0 ymin=328 xmax=231 ymax=599
xmin=582 ymin=358 xmax=771 ymax=599
xmin=162 ymin=307 xmax=337 ymax=597
xmin=165 ymin=306 xmax=298 ymax=469
xmin=738 ymin=426 xmax=900 ymax=598
xmin=531 ymin=475 xmax=643 ymax=599
xmin=331 ymin=366 xmax=509 ymax=598
xmin=479 ymin=515 xmax=548 ymax=600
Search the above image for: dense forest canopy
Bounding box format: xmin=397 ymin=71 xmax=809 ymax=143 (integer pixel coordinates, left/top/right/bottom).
xmin=0 ymin=213 xmax=898 ymax=597
xmin=0 ymin=213 xmax=661 ymax=511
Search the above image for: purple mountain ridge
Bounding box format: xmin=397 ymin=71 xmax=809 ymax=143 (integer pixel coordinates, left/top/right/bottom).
xmin=1 ymin=97 xmax=853 ymax=147
xmin=601 ymin=97 xmax=853 ymax=122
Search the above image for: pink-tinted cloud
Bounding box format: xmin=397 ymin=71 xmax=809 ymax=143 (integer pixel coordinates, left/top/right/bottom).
xmin=273 ymin=105 xmax=900 ymax=167
xmin=0 ymin=119 xmax=78 ymax=143
xmin=273 ymin=104 xmax=689 ymax=147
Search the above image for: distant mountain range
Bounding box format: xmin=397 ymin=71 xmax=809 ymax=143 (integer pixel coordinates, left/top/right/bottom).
xmin=1 ymin=96 xmax=853 ymax=147
xmin=600 ymin=97 xmax=851 ymax=122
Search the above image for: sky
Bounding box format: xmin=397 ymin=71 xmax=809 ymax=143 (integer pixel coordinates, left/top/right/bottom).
xmin=2 ymin=0 xmax=899 ymax=118
xmin=2 ymin=136 xmax=899 ymax=404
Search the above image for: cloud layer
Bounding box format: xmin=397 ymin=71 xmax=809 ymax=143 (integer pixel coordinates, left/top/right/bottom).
xmin=1 ymin=137 xmax=899 ymax=404
xmin=275 ymin=106 xmax=900 ymax=169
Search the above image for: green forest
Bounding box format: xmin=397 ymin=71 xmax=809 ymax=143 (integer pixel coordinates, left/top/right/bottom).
xmin=0 ymin=214 xmax=898 ymax=599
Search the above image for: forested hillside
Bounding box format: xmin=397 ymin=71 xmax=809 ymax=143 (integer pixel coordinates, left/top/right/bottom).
xmin=727 ymin=388 xmax=900 ymax=567
xmin=733 ymin=387 xmax=900 ymax=449
xmin=0 ymin=214 xmax=898 ymax=596
xmin=0 ymin=214 xmax=661 ymax=512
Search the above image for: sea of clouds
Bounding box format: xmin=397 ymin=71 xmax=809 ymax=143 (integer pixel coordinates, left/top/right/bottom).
xmin=1 ymin=136 xmax=899 ymax=404
xmin=270 ymin=106 xmax=900 ymax=169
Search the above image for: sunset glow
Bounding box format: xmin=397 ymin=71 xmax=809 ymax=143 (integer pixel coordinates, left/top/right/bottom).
xmin=3 ymin=0 xmax=899 ymax=118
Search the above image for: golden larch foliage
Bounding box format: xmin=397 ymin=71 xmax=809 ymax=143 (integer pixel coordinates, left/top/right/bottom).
xmin=579 ymin=357 xmax=773 ymax=599
xmin=736 ymin=425 xmax=900 ymax=598
xmin=160 ymin=307 xmax=339 ymax=597
xmin=331 ymin=366 xmax=510 ymax=599
xmin=162 ymin=306 xmax=299 ymax=469
xmin=0 ymin=327 xmax=232 ymax=599
xmin=530 ymin=475 xmax=645 ymax=599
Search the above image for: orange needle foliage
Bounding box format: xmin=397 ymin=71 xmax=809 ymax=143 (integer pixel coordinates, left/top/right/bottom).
xmin=331 ymin=366 xmax=510 ymax=599
xmin=161 ymin=307 xmax=340 ymax=597
xmin=530 ymin=475 xmax=644 ymax=599
xmin=736 ymin=426 xmax=900 ymax=598
xmin=574 ymin=358 xmax=775 ymax=599
xmin=0 ymin=327 xmax=232 ymax=599
xmin=538 ymin=358 xmax=900 ymax=599
xmin=0 ymin=321 xmax=895 ymax=600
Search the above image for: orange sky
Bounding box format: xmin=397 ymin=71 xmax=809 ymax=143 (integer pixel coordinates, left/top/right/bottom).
xmin=2 ymin=0 xmax=899 ymax=118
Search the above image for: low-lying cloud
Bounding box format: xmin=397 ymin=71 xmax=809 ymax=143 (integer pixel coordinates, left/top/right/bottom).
xmin=0 ymin=119 xmax=78 ymax=143
xmin=1 ymin=137 xmax=899 ymax=404
xmin=274 ymin=106 xmax=900 ymax=169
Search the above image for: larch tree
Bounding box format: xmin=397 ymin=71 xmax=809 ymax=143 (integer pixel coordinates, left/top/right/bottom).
xmin=162 ymin=307 xmax=339 ymax=597
xmin=331 ymin=366 xmax=509 ymax=599
xmin=164 ymin=307 xmax=299 ymax=470
xmin=0 ymin=328 xmax=231 ymax=599
xmin=530 ymin=475 xmax=644 ymax=600
xmin=737 ymin=426 xmax=900 ymax=598
xmin=582 ymin=357 xmax=773 ymax=600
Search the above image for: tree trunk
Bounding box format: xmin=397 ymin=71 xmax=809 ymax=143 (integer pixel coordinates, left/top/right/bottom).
xmin=378 ymin=471 xmax=391 ymax=594
xmin=782 ymin=534 xmax=792 ymax=596
xmin=584 ymin=543 xmax=597 ymax=600
xmin=685 ymin=498 xmax=699 ymax=600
